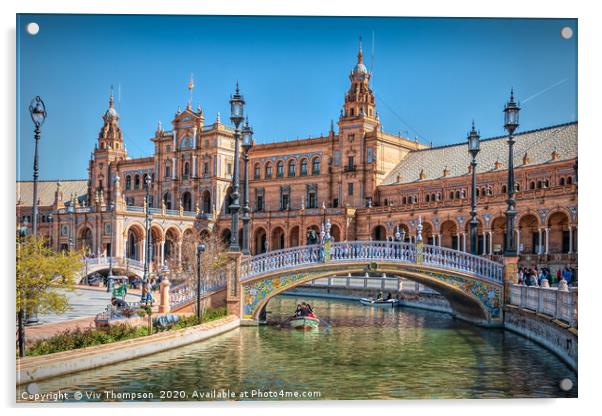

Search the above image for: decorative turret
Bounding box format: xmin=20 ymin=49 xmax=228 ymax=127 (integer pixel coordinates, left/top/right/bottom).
xmin=342 ymin=38 xmax=376 ymax=121
xmin=97 ymin=88 xmax=124 ymax=151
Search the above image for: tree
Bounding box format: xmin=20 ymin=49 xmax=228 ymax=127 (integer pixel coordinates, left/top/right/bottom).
xmin=16 ymin=234 xmax=83 ymax=354
xmin=179 ymin=230 xmax=230 ymax=320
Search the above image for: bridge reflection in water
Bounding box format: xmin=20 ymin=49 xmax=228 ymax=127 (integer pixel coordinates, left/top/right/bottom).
xmin=19 ymin=296 xmax=577 ymax=401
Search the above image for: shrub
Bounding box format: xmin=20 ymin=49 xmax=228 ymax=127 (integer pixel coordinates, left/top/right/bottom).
xmin=24 ymin=306 xmax=228 ymax=356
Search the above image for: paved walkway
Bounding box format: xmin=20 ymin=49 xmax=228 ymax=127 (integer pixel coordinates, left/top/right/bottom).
xmin=23 ymin=286 xmax=150 ymax=344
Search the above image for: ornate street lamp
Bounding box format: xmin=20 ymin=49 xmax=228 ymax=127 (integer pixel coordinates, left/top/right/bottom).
xmin=29 ymin=96 xmax=47 ymax=238
xmin=503 ymin=89 xmax=520 ymax=256
xmin=468 ymin=121 xmax=481 ymax=255
xmin=241 ymin=118 xmax=254 ymax=255
xmin=196 ymin=243 xmax=206 ymax=320
xmin=142 ymin=174 xmax=153 ymax=301
xmin=229 ymin=83 xmax=245 ymax=251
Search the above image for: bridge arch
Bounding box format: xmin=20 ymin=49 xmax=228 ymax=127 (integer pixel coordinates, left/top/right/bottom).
xmin=240 ymin=242 xmax=503 ymax=326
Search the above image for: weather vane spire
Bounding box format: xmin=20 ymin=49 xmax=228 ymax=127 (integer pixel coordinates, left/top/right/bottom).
xmin=188 ymin=73 xmax=194 ymax=108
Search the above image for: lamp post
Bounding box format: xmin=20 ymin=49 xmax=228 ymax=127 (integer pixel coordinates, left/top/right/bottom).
xmin=229 ymin=83 xmax=245 ymax=251
xmin=503 ymin=90 xmax=520 ymax=256
xmin=29 ymin=96 xmax=47 ymax=238
xmin=142 ymin=175 xmax=153 ymax=301
xmin=196 ymin=243 xmax=206 ymax=320
xmin=241 ymin=118 xmax=254 ymax=255
xmin=468 ymin=121 xmax=481 ymax=255
xmin=107 ymin=198 xmax=115 ymax=292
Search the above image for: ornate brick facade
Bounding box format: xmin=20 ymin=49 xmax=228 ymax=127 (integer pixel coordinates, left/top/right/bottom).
xmin=16 ymin=45 xmax=577 ymax=277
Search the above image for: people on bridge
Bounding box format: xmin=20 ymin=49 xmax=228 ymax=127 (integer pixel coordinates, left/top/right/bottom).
xmin=562 ymin=267 xmax=573 ymax=285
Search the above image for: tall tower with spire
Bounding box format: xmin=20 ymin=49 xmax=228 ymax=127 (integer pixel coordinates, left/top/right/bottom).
xmin=336 ymin=39 xmax=380 ymax=209
xmin=342 ymin=38 xmax=376 ymax=122
xmin=89 ymin=88 xmax=128 ymax=207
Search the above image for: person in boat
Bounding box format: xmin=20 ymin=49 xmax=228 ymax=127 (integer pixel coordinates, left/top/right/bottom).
xmin=376 ymin=291 xmax=383 ymax=300
xmin=294 ymin=304 xmax=303 ymax=317
xmin=386 ymin=292 xmax=392 ymax=301
xmin=305 ymin=303 xmax=317 ymax=318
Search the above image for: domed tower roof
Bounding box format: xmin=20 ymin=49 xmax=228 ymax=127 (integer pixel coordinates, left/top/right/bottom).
xmin=103 ymin=91 xmax=119 ymax=122
xmin=351 ymin=38 xmax=370 ymax=80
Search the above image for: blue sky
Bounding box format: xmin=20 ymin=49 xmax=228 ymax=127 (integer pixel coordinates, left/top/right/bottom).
xmin=16 ymin=15 xmax=577 ymax=181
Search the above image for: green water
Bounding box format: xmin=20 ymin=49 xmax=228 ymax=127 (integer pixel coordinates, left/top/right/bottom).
xmin=18 ymin=296 xmax=577 ymax=401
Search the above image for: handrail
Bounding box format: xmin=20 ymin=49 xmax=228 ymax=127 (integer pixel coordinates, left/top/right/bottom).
xmin=241 ymin=241 xmax=503 ymax=283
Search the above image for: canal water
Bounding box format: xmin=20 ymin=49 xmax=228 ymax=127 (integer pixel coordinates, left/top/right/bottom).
xmin=19 ymin=296 xmax=577 ymax=401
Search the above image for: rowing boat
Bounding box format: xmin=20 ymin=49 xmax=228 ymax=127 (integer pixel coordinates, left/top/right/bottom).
xmin=289 ymin=316 xmax=320 ymax=330
xmin=359 ymin=298 xmax=399 ymax=308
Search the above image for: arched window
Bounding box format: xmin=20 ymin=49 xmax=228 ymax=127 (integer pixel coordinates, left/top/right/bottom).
xmin=277 ymin=161 xmax=284 ymax=178
xmin=402 ymin=196 xmax=407 ymax=204
xmin=530 ymin=181 xmax=536 ymax=190
xmin=312 ymin=157 xmax=321 ymax=175
xmin=455 ymin=190 xmax=460 ymax=199
xmin=449 ymin=191 xmax=454 ymax=200
xmin=183 ymin=162 xmax=190 ymax=178
xmin=501 ymin=184 xmax=507 ymax=194
xmin=134 ymin=175 xmax=140 ymax=190
xmin=425 ymin=194 xmax=430 ymax=202
xmin=254 ymin=163 xmax=261 ymax=180
xmin=536 ymin=180 xmax=542 ymax=189
xmin=125 ymin=175 xmax=131 ymax=190
xmin=544 ymin=179 xmax=549 ymax=188
xmin=265 ymin=162 xmax=272 ymax=179
xmin=182 ymin=192 xmax=192 ymax=211
xmin=300 ymin=159 xmax=308 ymax=176
xmin=559 ymin=177 xmax=565 ymax=186
xmin=476 ymin=189 xmax=480 ymax=197
xmin=163 ymin=192 xmax=172 ymax=210
xmin=567 ymin=176 xmax=573 ymax=185
xmin=288 ymin=159 xmax=296 ymax=177
xmin=165 ymin=164 xmax=171 ymax=178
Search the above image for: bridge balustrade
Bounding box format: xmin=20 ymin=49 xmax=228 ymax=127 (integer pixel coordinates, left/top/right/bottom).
xmin=509 ymin=284 xmax=578 ymax=327
xmin=168 ymin=271 xmax=228 ymax=309
xmin=241 ymin=241 xmax=504 ymax=284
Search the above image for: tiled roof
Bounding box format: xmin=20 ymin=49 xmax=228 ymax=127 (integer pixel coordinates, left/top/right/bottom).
xmin=382 ymin=122 xmax=577 ymax=185
xmin=16 ymin=180 xmax=88 ymax=207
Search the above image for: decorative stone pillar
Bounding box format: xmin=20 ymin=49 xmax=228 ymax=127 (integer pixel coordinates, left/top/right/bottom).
xmin=545 ymin=227 xmax=550 ymax=255
xmin=227 ymin=251 xmax=243 ymax=317
xmin=568 ymin=226 xmax=573 ymax=254
xmin=159 ymin=278 xmax=171 ymax=313
xmin=503 ymin=255 xmax=519 ymax=304
xmin=516 ymin=230 xmax=521 ymax=254
xmin=538 ymin=228 xmax=543 ymax=255
xmin=438 ymin=234 xmax=442 ymax=246
xmin=177 ymin=239 xmax=183 ymax=268
xmin=462 ymin=233 xmax=466 ymax=252
xmin=488 ymin=231 xmax=493 ymax=255
xmin=160 ymin=240 xmax=165 ymax=265
xmin=455 ymin=233 xmax=460 ymax=250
